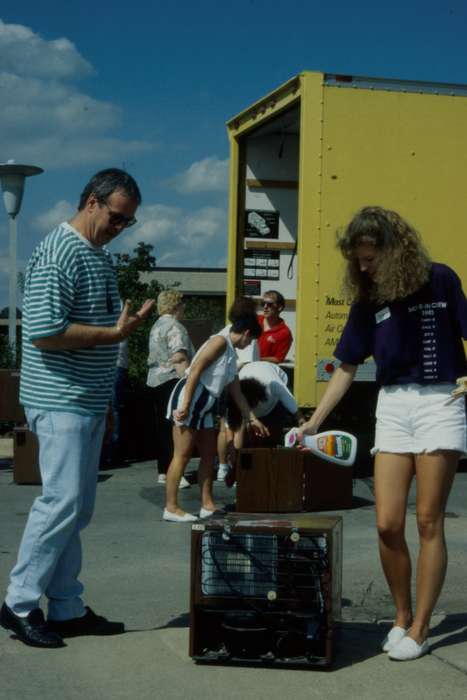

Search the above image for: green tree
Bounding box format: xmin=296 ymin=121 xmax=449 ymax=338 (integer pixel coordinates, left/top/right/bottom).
xmin=114 ymin=242 xmax=163 ymax=381
xmin=183 ymin=295 xmax=225 ymax=332
xmin=113 ymin=241 xmax=226 ymax=382
xmin=0 ymin=333 xmax=15 ymax=369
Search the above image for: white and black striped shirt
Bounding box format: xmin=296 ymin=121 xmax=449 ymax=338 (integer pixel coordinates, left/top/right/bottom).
xmin=20 ymin=222 xmax=120 ymax=415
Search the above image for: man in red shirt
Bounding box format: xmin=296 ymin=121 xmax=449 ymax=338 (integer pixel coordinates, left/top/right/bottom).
xmin=257 ymin=290 xmax=293 ymax=363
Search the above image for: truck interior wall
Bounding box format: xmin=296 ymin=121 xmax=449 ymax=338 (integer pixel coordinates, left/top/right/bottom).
xmin=244 ymin=127 xmax=299 ymax=362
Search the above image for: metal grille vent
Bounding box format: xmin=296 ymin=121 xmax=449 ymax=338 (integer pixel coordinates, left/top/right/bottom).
xmin=201 ymin=531 xmax=328 ymax=607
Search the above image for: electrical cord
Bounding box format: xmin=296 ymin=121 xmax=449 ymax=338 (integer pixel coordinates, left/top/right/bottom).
xmin=201 ymin=532 xmax=329 ymax=654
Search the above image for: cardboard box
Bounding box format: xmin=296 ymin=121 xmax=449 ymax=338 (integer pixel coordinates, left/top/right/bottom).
xmin=13 ymin=427 xmax=41 ymax=485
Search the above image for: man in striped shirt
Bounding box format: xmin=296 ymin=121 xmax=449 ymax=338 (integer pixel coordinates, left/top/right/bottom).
xmin=0 ymin=169 xmax=154 ymax=648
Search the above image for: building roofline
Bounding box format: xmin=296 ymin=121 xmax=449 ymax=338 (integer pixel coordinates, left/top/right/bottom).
xmin=151 ymin=266 xmax=227 ymax=273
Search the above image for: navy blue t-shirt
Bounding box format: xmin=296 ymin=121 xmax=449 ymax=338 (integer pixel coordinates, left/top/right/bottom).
xmin=334 ymin=263 xmax=467 ymax=386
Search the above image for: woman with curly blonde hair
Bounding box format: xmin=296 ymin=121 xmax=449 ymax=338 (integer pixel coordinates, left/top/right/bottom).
xmin=339 ymin=207 xmax=431 ymax=305
xmin=299 ymin=206 xmax=467 ymax=661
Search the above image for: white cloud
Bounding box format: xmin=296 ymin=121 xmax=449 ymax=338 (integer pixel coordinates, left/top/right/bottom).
xmin=0 ymin=19 xmax=93 ymax=79
xmin=169 ymin=156 xmax=229 ymax=194
xmin=120 ymin=202 xmax=228 ymax=267
xmin=0 ymin=73 xmax=118 ymax=137
xmin=123 ymin=204 xmax=181 ymax=249
xmin=3 ymin=135 xmax=154 ymax=170
xmin=182 ymin=206 xmax=226 ymax=248
xmin=0 ymin=21 xmax=155 ymax=169
xmin=32 ymin=200 xmax=228 ymax=267
xmin=32 ymin=200 xmax=75 ymax=231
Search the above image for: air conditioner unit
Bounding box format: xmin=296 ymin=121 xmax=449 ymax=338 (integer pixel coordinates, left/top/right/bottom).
xmin=190 ymin=513 xmax=342 ymax=668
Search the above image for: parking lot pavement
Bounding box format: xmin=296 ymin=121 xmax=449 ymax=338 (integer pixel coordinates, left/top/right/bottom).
xmin=1 ymin=460 xmax=467 ymax=699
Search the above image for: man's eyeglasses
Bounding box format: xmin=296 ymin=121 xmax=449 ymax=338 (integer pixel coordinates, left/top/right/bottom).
xmin=101 ymin=201 xmax=137 ymax=228
xmin=262 ymin=300 xmax=276 ymax=308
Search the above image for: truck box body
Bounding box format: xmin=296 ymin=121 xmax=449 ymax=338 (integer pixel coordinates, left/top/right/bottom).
xmin=226 ymin=71 xmax=467 ymax=411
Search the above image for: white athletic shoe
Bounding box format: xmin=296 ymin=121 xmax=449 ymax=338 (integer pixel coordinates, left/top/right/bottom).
xmin=217 ymin=464 xmax=229 ymax=481
xmin=388 ymin=637 xmax=429 ymax=661
xmin=381 ymin=626 xmax=408 ymax=652
xmin=199 ymin=507 xmax=226 ymax=519
xmin=162 ymin=508 xmax=197 ymax=523
xmin=157 ymin=474 xmax=166 ymax=484
xmin=179 ymin=476 xmax=190 ymax=489
xmin=199 ymin=507 xmax=215 ymax=519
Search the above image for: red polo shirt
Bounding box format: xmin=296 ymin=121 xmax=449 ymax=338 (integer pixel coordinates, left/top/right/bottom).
xmin=257 ymin=315 xmax=293 ymax=362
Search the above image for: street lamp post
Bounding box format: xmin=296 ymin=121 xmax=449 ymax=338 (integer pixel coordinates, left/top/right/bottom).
xmin=0 ymin=160 xmax=43 ymax=362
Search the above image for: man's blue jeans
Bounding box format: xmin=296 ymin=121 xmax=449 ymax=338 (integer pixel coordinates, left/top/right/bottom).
xmin=5 ymin=409 xmax=106 ymax=620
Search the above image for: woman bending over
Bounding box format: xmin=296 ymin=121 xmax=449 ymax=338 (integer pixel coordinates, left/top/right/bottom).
xmin=163 ymin=307 xmax=268 ymax=523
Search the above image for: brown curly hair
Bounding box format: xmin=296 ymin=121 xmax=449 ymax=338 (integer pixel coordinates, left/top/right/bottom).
xmin=338 ymin=206 xmax=431 ymax=304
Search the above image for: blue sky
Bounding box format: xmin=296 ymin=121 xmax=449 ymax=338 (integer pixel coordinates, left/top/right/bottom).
xmin=0 ymin=0 xmax=466 ymax=309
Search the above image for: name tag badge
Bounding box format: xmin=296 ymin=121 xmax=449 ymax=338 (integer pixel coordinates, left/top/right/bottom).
xmin=375 ymin=307 xmax=391 ymax=324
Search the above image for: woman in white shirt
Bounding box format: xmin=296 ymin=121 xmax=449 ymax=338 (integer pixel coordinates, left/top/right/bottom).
xmin=146 ymin=291 xmax=194 ymax=485
xmin=225 ymin=361 xmax=303 ymax=451
xmin=163 ymin=309 xmax=268 ymax=523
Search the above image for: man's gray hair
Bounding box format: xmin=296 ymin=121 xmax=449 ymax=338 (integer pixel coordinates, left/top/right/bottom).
xmin=78 ymin=168 xmax=141 ymax=210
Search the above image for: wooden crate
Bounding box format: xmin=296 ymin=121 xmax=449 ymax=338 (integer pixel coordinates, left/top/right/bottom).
xmin=236 ymin=448 xmax=353 ymax=513
xmin=236 ymin=448 xmax=304 ymax=513
xmin=303 ymin=454 xmax=353 ymax=511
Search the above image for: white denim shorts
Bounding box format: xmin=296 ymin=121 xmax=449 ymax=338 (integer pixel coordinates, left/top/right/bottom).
xmin=371 ymin=383 xmax=467 ymax=456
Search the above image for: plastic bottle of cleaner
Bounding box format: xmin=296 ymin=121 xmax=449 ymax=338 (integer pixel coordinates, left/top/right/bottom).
xmin=284 ymin=428 xmax=357 ymax=467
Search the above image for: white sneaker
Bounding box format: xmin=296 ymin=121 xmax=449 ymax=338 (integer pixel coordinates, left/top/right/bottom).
xmin=179 ymin=476 xmax=190 ymax=489
xmin=381 ymin=625 xmax=408 ymax=652
xmin=217 ymin=464 xmax=229 ymax=481
xmin=199 ymin=507 xmax=217 ymax=519
xmin=388 ymin=636 xmax=429 ymax=661
xmin=162 ymin=508 xmax=197 ymax=523
xmin=157 ymin=474 xmax=166 ymax=484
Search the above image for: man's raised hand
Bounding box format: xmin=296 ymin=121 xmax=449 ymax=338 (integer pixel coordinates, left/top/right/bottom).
xmin=116 ymin=298 xmax=155 ymax=339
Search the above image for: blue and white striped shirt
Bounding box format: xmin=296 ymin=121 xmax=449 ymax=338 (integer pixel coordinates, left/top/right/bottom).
xmin=20 ymin=222 xmax=120 ymax=415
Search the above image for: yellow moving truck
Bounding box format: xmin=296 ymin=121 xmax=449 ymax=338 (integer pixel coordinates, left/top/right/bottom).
xmin=226 ymin=71 xmax=467 ymax=467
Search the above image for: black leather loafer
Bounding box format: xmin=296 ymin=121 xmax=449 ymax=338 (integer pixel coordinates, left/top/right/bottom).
xmin=0 ymin=603 xmax=65 ymax=648
xmin=48 ymin=607 xmax=125 ymax=637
